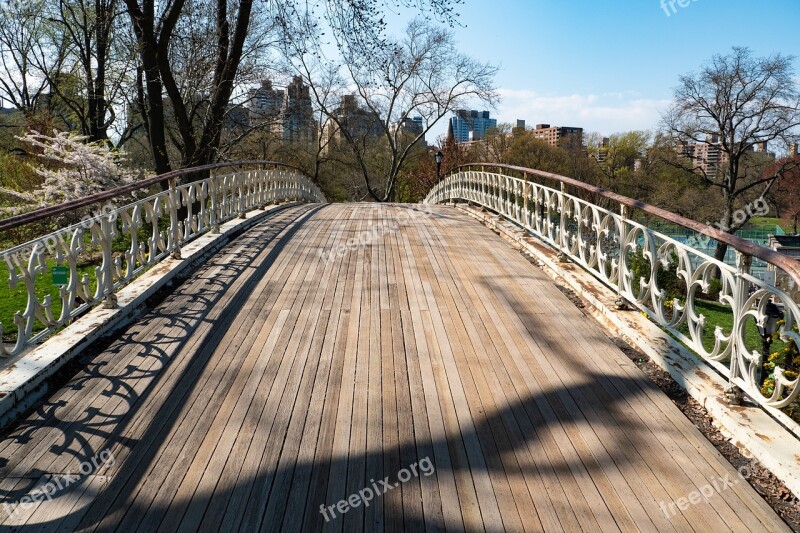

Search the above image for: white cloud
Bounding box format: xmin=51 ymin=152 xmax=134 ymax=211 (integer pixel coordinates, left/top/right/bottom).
xmin=494 ymin=89 xmax=672 ymax=136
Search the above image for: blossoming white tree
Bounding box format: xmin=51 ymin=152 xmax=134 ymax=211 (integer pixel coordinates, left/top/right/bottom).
xmin=0 ymin=130 xmax=144 ymax=222
xmin=18 ymin=130 xmax=141 ymax=204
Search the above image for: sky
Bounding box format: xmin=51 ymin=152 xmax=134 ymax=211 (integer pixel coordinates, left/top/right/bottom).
xmin=384 ymin=0 xmax=800 ymax=141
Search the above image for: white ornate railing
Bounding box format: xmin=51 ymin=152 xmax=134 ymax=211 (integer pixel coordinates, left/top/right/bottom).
xmin=0 ymin=162 xmax=325 ymax=357
xmin=425 ymin=164 xmax=800 ymax=413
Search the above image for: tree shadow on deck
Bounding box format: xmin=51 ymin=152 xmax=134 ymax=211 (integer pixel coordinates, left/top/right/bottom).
xmin=0 ymin=206 xmax=716 ymax=532
xmin=0 ymin=204 xmax=326 ymax=523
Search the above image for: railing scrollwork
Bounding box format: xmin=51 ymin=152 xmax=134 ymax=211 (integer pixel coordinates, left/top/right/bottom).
xmin=425 ymin=164 xmax=800 ymax=413
xmin=0 ymin=162 xmax=326 ymax=358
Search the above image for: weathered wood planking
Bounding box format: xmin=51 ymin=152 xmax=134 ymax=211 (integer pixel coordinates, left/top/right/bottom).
xmin=0 ymin=204 xmax=789 ymax=532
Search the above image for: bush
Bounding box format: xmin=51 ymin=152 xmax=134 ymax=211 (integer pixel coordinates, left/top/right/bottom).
xmin=627 ymin=248 xmax=684 ymax=301
xmin=0 ymin=152 xmax=40 ymax=193
xmin=699 ymin=278 xmax=723 ymax=301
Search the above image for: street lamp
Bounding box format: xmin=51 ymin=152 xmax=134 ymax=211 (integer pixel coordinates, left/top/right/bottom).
xmin=435 ymin=150 xmax=444 ymax=182
xmin=757 ymin=300 xmax=784 ymax=386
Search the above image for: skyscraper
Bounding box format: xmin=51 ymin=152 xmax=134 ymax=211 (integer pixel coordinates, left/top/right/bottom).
xmin=447 ymin=110 xmax=497 ymax=143
xmin=248 ymin=80 xmax=284 ymax=128
xmin=243 ymin=78 xmax=316 ymax=147
xmin=282 ymin=76 xmax=315 ymax=147
xmin=321 ymin=95 xmax=382 ymax=154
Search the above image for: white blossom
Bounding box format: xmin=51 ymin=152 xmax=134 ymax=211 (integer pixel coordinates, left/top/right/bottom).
xmin=17 ymin=130 xmax=144 ymax=205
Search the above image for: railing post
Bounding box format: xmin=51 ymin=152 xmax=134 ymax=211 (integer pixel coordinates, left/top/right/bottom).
xmin=557 ymin=182 xmax=568 ymax=262
xmin=100 ymin=212 xmax=118 ymax=309
xmin=261 ymin=169 xmax=269 ymax=209
xmin=238 ymin=168 xmax=247 ymax=219
xmin=168 ymin=178 xmax=182 ymax=259
xmin=725 ymin=252 xmax=751 ymax=405
xmin=523 ymin=181 xmax=530 ymax=230
xmin=615 ymin=204 xmax=629 ymax=310
xmin=210 ymin=173 xmax=221 ymax=234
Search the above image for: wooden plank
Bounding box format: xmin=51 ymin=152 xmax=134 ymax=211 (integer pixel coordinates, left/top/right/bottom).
xmin=323 ymin=209 xmax=367 ymax=532
xmin=0 ymin=203 xmax=789 ymax=532
xmin=80 ymin=206 xmax=325 ymax=530
xmin=454 ymin=210 xmax=784 ymax=520
xmin=438 ymin=217 xmax=661 ymax=532
xmin=258 ymin=212 xmax=356 ymax=532
xmin=452 ymin=214 xmax=690 ymax=531
xmin=0 ymin=475 xmax=51 ymax=528
xmin=473 ymin=222 xmax=765 ymax=530
xmin=433 ymin=216 xmax=660 ymax=530
xmin=418 ymin=221 xmax=560 ymax=533
xmin=212 ymin=213 xmax=338 ymax=530
xmin=416 ymin=233 xmax=529 ymax=531
xmin=0 ymin=206 xmax=311 ymax=474
xmin=267 ymin=207 xmax=354 ymax=530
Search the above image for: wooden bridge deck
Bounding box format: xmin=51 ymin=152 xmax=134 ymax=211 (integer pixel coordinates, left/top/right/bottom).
xmin=0 ymin=203 xmax=788 ymax=532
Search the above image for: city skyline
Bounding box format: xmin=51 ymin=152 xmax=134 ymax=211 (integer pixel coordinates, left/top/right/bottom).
xmin=397 ymin=0 xmax=800 ymax=141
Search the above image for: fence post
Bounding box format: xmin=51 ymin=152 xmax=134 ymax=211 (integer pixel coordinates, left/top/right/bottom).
xmin=261 ymin=169 xmax=269 ymax=209
xmin=615 ymin=204 xmax=629 ymax=310
xmin=725 ymin=252 xmax=752 ymax=405
xmin=100 ymin=212 xmax=118 ymax=309
xmin=557 ymin=182 xmax=568 ymax=262
xmin=210 ymin=173 xmax=221 ymax=234
xmin=238 ymin=167 xmax=247 ymax=219
xmin=168 ymin=178 xmax=182 ymax=259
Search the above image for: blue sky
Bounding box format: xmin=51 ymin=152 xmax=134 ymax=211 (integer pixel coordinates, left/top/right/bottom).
xmin=400 ymin=0 xmax=800 ymax=140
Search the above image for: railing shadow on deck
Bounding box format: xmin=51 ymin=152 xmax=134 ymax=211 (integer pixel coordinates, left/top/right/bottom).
xmin=0 ymin=204 xmax=325 ymax=527
xmin=0 ymin=229 xmax=703 ymax=531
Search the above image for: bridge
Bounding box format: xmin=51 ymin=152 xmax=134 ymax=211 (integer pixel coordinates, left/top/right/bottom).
xmin=0 ymin=163 xmax=797 ymax=531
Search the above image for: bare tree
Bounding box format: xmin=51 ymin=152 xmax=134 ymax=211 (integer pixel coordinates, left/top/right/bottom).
xmin=41 ymin=0 xmax=139 ymax=143
xmin=0 ymin=0 xmax=137 ymax=144
xmin=121 ymin=0 xmax=264 ymax=173
xmin=663 ymin=47 xmax=800 ymax=260
xmin=0 ymin=0 xmax=68 ymax=119
xmin=285 ymin=17 xmax=497 ymax=201
xmin=769 ymin=155 xmax=800 ymax=235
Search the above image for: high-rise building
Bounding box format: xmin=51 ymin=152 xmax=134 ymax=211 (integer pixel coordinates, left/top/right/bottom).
xmin=447 ymin=110 xmax=497 ymax=143
xmin=390 ymin=115 xmax=425 ymax=145
xmin=322 ymin=95 xmax=382 ymax=154
xmin=530 ymin=124 xmax=583 ymax=147
xmin=676 ymin=135 xmax=728 ymax=175
xmin=240 ymin=78 xmax=316 ymax=147
xmin=591 ymin=137 xmax=611 ymax=164
xmin=224 ymin=104 xmax=250 ymax=132
xmin=282 ymin=76 xmax=315 ymax=147
xmin=753 ymin=141 xmax=769 ymax=153
xmin=248 ymin=80 xmax=284 ymax=129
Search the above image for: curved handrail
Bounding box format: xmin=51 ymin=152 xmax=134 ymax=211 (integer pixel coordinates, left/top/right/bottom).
xmin=0 ymin=160 xmax=311 ymax=232
xmin=426 ymin=163 xmax=800 ymax=414
xmin=447 ymin=163 xmax=800 ymax=286
xmin=0 ymin=162 xmax=325 ymax=357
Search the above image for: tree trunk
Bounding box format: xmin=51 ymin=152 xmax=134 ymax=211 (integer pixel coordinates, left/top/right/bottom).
xmin=713 ymin=241 xmax=729 ymax=263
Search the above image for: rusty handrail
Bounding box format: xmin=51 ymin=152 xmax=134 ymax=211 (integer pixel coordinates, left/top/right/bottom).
xmin=0 ymin=160 xmax=308 ymax=232
xmin=451 ymin=163 xmax=800 ymax=285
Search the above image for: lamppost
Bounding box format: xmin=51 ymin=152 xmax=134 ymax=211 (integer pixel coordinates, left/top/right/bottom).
xmin=757 ymin=300 xmax=784 ymax=386
xmin=435 ymin=150 xmax=444 ymax=182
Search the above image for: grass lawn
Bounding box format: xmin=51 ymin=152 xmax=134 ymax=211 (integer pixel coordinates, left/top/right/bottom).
xmin=671 ymin=298 xmax=799 ymax=423
xmin=747 ymin=217 xmax=795 ymax=234
xmin=0 ymin=258 xmax=99 ymax=339
xmin=0 ymin=219 xmax=173 ymax=341
xmin=677 ymin=299 xmax=771 ymax=354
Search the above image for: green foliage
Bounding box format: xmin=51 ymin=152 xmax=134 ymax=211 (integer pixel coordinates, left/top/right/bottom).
xmin=627 ymin=248 xmax=684 ymax=301
xmin=701 ymin=278 xmax=723 ymax=301
xmin=761 ymin=320 xmax=799 ymax=401
xmin=0 ymin=152 xmax=40 ymax=193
